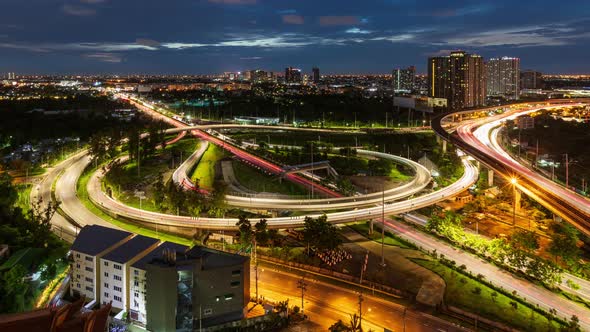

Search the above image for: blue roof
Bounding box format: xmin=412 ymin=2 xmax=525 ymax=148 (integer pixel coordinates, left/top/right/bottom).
xmin=131 ymin=242 xmax=188 ymax=270
xmin=101 ymin=235 xmax=159 ymax=264
xmin=70 ymin=225 xmax=132 ymax=256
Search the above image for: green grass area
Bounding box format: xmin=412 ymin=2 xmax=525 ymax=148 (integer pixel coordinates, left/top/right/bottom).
xmin=232 ymin=161 xmax=308 ymax=196
xmin=191 ymin=144 xmax=227 ymax=189
xmin=389 ymin=166 xmax=411 ymax=182
xmin=415 ymin=259 xmax=563 ymax=332
xmin=77 ymin=165 xmax=194 ymax=247
xmin=15 ymin=183 xmax=32 ymax=213
xmin=103 ymin=139 xmax=199 ymax=212
xmin=348 ymin=221 xmax=416 ymax=249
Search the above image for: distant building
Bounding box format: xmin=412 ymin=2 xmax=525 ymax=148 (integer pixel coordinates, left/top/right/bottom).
xmin=521 ymin=70 xmax=544 ymax=90
xmin=428 ymin=50 xmax=486 ymax=110
xmin=392 ymin=66 xmax=415 ymax=92
xmin=516 ymin=115 xmax=535 ymax=130
xmin=285 ymin=67 xmax=302 ymax=83
xmin=486 ymin=57 xmax=520 ymax=100
xmin=234 ymin=116 xmax=279 ymax=125
xmin=312 ymin=67 xmax=320 ymax=84
xmin=145 ymin=246 xmax=250 ymax=331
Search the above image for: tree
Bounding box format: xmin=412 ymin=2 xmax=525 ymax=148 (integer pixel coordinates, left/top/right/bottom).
xmin=549 ymin=222 xmax=580 ymax=266
xmin=276 ymin=300 xmax=289 ymax=318
xmin=302 ymin=214 xmax=342 ymax=254
xmin=562 ymin=315 xmax=581 ymax=332
xmin=2 ymin=264 xmax=28 ymax=312
xmin=329 ymin=320 xmax=349 ymax=332
xmin=152 ymin=174 xmax=166 ymax=209
xmin=491 ymin=291 xmax=498 ymax=303
xmin=349 ymin=313 xmax=362 ymax=332
xmin=510 ymin=230 xmax=540 ymax=254
xmin=208 ymin=181 xmax=227 ymax=217
xmin=0 ymin=173 xmax=18 ymax=214
xmin=236 ymin=215 xmax=253 ymax=245
xmin=88 ymin=133 xmax=108 ymax=164
xmin=28 ymin=198 xmax=60 ymax=248
xmin=254 ymin=219 xmax=269 ymax=246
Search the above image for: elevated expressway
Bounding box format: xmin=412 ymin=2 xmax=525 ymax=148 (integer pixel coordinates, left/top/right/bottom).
xmin=432 ymin=99 xmax=590 ymax=237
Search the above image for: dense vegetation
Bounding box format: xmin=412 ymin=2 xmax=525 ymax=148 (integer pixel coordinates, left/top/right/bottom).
xmin=0 ymin=173 xmax=68 ymax=313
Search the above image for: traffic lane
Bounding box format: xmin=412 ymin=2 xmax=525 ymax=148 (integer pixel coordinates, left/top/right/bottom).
xmin=255 ymin=266 xmax=467 ymax=332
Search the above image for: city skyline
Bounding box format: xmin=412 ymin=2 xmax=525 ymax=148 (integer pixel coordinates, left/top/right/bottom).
xmin=1 ymin=0 xmax=590 ymax=74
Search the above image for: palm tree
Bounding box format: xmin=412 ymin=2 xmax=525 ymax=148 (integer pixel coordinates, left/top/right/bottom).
xmin=349 ymin=313 xmax=362 ymax=332
xmin=276 ymin=300 xmax=289 ymax=318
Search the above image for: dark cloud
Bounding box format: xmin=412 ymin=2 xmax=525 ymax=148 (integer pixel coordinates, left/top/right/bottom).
xmin=61 ymin=4 xmax=96 ymax=16
xmin=282 ymin=15 xmax=304 ymax=25
xmin=318 ymin=16 xmax=360 ymax=26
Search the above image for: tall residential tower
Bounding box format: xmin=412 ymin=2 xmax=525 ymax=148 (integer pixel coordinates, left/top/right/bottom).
xmin=428 ymin=51 xmax=486 ymax=110
xmin=486 ymin=57 xmax=520 ymax=99
xmin=392 ymin=66 xmax=415 ymax=92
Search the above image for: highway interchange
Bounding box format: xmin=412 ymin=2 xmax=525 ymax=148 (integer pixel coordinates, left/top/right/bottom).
xmin=35 ymin=96 xmax=590 ymax=330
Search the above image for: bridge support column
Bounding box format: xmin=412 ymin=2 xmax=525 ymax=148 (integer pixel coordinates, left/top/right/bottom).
xmin=514 ymin=188 xmax=521 ymax=212
xmin=488 ymin=170 xmax=494 ymax=187
xmin=369 ymin=220 xmax=374 ymax=235
xmin=442 ymin=140 xmax=447 ymax=154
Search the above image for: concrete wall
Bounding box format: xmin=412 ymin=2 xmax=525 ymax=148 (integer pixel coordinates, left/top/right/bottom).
xmin=70 ymin=250 xmax=97 ymax=300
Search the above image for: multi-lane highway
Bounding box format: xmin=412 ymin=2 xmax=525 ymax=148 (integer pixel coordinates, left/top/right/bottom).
xmin=433 ymin=99 xmax=590 ymax=237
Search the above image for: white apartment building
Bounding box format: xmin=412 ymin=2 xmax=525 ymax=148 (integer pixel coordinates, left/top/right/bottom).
xmin=128 ymin=242 xmax=188 ymax=324
xmin=99 ymin=235 xmax=159 ymax=311
xmin=70 ymin=225 xmax=132 ymax=301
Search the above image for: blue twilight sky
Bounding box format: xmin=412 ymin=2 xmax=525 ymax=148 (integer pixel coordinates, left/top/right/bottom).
xmin=1 ymin=0 xmax=590 ymax=74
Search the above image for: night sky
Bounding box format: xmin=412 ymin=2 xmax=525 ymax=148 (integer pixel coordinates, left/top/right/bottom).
xmin=2 ymin=0 xmax=590 ymax=74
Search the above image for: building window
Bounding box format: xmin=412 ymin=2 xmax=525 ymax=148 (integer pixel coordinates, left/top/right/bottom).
xmin=114 ymin=264 xmax=122 ymax=270
xmin=85 ymin=256 xmax=93 ymax=262
xmin=76 ymin=274 xmax=80 ymax=279
xmin=85 ymin=267 xmax=93 ymax=272
xmin=134 ymin=292 xmax=139 ymax=298
xmin=85 ymin=286 xmax=93 ymax=292
xmin=231 ymin=270 xmax=241 ymax=277
xmin=134 ymin=300 xmax=138 ymax=308
xmin=113 ymin=275 xmax=122 ymax=281
xmin=77 ymin=283 xmax=81 ymax=288
xmin=76 ymin=264 xmax=80 ymax=268
xmin=114 ymin=295 xmax=122 ymax=302
xmin=104 ymin=261 xmax=109 ymax=267
xmin=104 ymin=272 xmax=109 ymax=278
xmin=85 ymin=277 xmax=93 ymax=283
xmin=104 ymin=283 xmax=109 ymax=288
xmin=134 ymin=270 xmax=139 ymax=276
xmin=76 ymin=253 xmax=80 ymax=258
xmin=224 ymin=294 xmax=234 ymax=301
xmin=134 ymin=281 xmax=139 ymax=287
xmin=230 ymin=281 xmax=240 ymax=288
xmin=104 ymin=292 xmax=109 ymax=298
xmin=114 ymin=286 xmax=122 ymax=292
xmin=204 ymin=308 xmax=213 ymax=316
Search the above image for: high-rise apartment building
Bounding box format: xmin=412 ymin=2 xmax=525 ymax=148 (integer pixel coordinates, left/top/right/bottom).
xmin=392 ymin=66 xmax=415 ymax=92
xmin=520 ymin=70 xmax=544 ymax=90
xmin=312 ymin=67 xmax=320 ymax=84
xmin=428 ymin=51 xmax=486 ymax=110
xmin=486 ymin=57 xmax=520 ymax=99
xmin=285 ymin=67 xmax=302 ymax=83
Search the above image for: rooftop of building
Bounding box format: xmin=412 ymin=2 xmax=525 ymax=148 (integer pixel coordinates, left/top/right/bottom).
xmin=131 ymin=242 xmax=189 ymax=270
xmin=101 ymin=235 xmax=159 ymax=264
xmin=70 ymin=225 xmax=132 ymax=256
xmin=147 ymin=245 xmax=248 ymax=269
